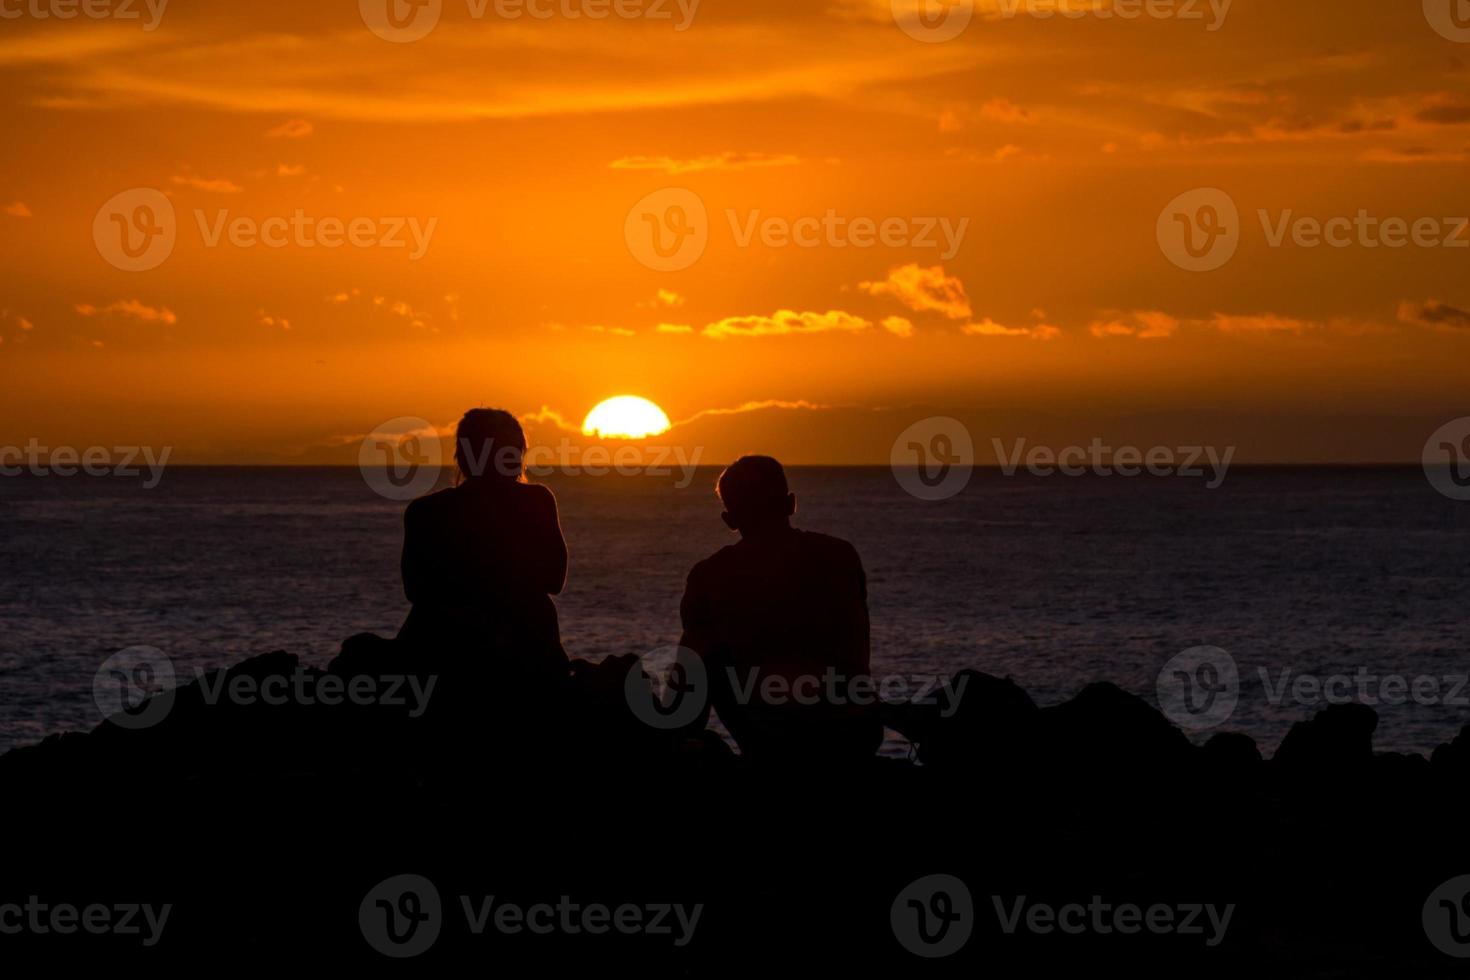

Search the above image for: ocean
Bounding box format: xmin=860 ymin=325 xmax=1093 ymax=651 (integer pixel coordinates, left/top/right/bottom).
xmin=2 ymin=466 xmax=1467 ymax=758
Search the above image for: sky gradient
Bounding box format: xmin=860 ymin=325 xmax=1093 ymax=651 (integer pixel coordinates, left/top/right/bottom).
xmin=2 ymin=0 xmax=1468 ymax=464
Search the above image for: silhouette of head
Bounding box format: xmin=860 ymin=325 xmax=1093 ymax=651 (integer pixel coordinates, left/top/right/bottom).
xmin=717 ymin=455 xmax=796 ymax=534
xmin=454 ymin=408 xmax=527 ymax=483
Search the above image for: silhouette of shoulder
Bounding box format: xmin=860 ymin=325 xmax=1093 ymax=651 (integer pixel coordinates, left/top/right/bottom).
xmin=686 ymin=529 xmax=863 ymax=589
xmin=406 ymin=480 xmax=556 ymax=522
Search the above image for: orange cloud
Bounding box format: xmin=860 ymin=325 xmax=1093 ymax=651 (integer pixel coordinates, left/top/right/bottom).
xmin=674 ymin=399 xmax=829 ymax=425
xmin=699 ymin=310 xmax=870 ymax=340
xmin=961 ymin=319 xmax=1060 ymax=341
xmin=1208 ymin=313 xmax=1314 ymax=334
xmin=3 ymin=201 xmax=31 ymax=218
xmin=1398 ymin=300 xmax=1470 ymax=331
xmin=266 ymin=119 xmax=314 ymax=139
xmin=859 ymin=264 xmax=972 ymax=321
xmin=881 ymin=316 xmax=915 ymax=339
xmin=75 ymin=300 xmax=178 ymax=324
xmin=170 ymin=174 xmax=243 ymax=194
xmin=1089 ymin=310 xmax=1181 ymax=339
xmin=610 ymin=152 xmax=800 ymax=174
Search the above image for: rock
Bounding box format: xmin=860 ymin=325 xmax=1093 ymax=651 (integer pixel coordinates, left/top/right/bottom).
xmin=1033 ymin=681 xmax=1195 ymax=779
xmin=884 ymin=669 xmax=1038 ymax=770
xmin=1272 ymin=702 xmax=1378 ymax=777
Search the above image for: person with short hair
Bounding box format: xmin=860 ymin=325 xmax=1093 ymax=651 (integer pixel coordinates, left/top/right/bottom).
xmin=678 ymin=455 xmax=881 ymax=765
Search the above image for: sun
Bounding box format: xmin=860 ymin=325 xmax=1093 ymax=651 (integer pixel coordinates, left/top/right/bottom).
xmin=582 ymin=396 xmax=672 ymax=440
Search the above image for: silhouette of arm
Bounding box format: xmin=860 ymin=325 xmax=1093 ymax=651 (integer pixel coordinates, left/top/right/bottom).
xmin=400 ymin=499 xmax=430 ymax=604
xmin=677 ymin=567 xmax=717 ymax=734
xmin=526 ymin=485 xmax=569 ymax=596
xmin=851 ymin=543 xmax=872 ymax=674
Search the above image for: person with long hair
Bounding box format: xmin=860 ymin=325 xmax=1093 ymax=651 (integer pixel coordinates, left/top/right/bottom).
xmin=397 ymin=409 xmax=569 ymax=685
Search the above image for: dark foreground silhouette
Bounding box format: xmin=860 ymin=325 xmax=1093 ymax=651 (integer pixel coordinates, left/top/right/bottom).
xmin=4 ymin=645 xmax=1469 ymax=975
xmin=678 ymin=454 xmax=882 ymax=765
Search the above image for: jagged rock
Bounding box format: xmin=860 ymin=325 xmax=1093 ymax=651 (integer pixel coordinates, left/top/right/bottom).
xmin=1032 ymin=681 xmax=1195 ymax=780
xmin=1201 ymin=731 xmax=1263 ymax=779
xmin=884 ymin=669 xmax=1037 ymax=770
xmin=1272 ymin=702 xmax=1378 ymax=775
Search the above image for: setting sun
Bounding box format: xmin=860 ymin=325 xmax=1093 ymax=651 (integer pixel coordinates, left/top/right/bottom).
xmin=581 ymin=396 xmax=672 ymax=440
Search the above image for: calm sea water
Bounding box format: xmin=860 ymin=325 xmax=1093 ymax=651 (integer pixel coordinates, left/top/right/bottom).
xmin=2 ymin=466 xmax=1467 ymax=758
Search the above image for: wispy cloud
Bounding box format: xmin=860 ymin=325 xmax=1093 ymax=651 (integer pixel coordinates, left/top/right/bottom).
xmin=696 ymin=309 xmax=871 ymax=340
xmin=881 ymin=315 xmax=914 ymax=339
xmin=610 ymin=152 xmax=800 ymax=174
xmin=961 ymin=318 xmax=1060 ymax=341
xmin=1398 ymin=299 xmax=1470 ymax=331
xmin=266 ymin=119 xmax=314 ymax=139
xmin=75 ymin=300 xmax=178 ymax=324
xmin=1089 ymin=310 xmax=1180 ymax=339
xmin=859 ymin=264 xmax=972 ymax=321
xmin=170 ymin=174 xmax=242 ymax=194
xmin=674 ymin=399 xmax=828 ymax=426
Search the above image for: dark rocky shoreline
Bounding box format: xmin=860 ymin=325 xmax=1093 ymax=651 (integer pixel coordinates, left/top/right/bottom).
xmin=4 ymin=642 xmax=1469 ymax=974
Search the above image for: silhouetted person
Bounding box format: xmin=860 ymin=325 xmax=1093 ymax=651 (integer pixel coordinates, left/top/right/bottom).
xmin=678 ymin=456 xmax=881 ymax=766
xmin=398 ymin=409 xmax=569 ymax=687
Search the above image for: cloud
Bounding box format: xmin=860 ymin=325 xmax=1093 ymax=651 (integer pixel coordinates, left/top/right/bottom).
xmin=266 ymin=119 xmax=314 ymax=139
xmin=1208 ymin=313 xmax=1314 ymax=334
xmin=374 ymin=296 xmax=430 ymax=329
xmin=656 ymin=323 xmax=695 ymax=334
xmin=674 ymin=399 xmax=829 ymax=426
xmin=0 ymin=310 xmax=35 ymax=341
xmin=75 ymin=300 xmax=178 ymax=324
xmin=1088 ymin=310 xmax=1180 ymax=339
xmin=881 ymin=316 xmax=914 ymax=339
xmin=170 ymin=174 xmax=242 ymax=194
xmin=515 ymin=406 xmax=584 ymax=435
xmin=639 ymin=289 xmax=685 ymax=310
xmin=610 ymin=152 xmax=800 ymax=174
xmin=583 ymin=324 xmax=635 ymax=336
xmin=1415 ymin=100 xmax=1470 ymax=126
xmin=276 ymin=164 xmax=307 ymax=177
xmin=940 ymin=97 xmax=1032 ymax=132
xmin=1361 ymin=146 xmax=1470 ymax=163
xmin=698 ymin=309 xmax=871 ymax=339
xmin=1398 ymin=299 xmax=1470 ymax=331
xmin=961 ymin=319 xmax=1060 ymax=341
xmin=11 ymin=19 xmax=982 ymax=123
xmin=1086 ymin=309 xmax=1385 ymax=338
xmin=858 ymin=264 xmax=972 ymax=320
xmin=3 ymin=202 xmax=31 ymax=218
xmin=258 ymin=310 xmax=291 ymax=330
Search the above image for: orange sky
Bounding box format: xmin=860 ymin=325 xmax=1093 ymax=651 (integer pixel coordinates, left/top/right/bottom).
xmin=1 ymin=0 xmax=1468 ymax=463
